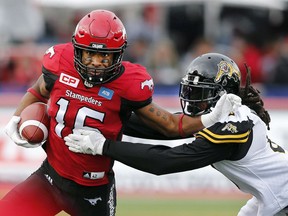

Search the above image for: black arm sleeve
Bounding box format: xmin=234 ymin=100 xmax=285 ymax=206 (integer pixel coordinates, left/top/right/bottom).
xmin=42 ymin=66 xmax=58 ymax=92
xmin=103 ymin=138 xmax=235 ymax=175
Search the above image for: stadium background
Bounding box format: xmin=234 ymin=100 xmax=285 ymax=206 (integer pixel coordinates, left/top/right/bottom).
xmin=1 ymin=0 xmax=288 ymax=215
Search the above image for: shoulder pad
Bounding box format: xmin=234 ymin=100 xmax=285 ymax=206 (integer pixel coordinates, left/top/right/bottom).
xmin=42 ymin=43 xmax=73 ymax=75
xmin=196 ymin=119 xmax=254 ymax=144
xmin=118 ymin=61 xmax=154 ymax=101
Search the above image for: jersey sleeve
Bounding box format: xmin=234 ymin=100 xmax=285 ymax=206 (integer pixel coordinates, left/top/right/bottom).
xmin=121 ymin=62 xmax=154 ymax=110
xmin=42 ymin=45 xmax=64 ymax=75
xmin=195 ymin=119 xmax=254 ymax=144
xmin=103 ymin=137 xmax=233 ymax=175
xmin=42 ymin=66 xmax=58 ymax=92
xmin=42 ymin=44 xmax=72 ymax=92
xmin=103 ymin=110 xmax=255 ymax=175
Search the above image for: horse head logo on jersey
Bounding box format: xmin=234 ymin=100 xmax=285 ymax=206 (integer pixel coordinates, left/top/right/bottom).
xmin=84 ymin=197 xmax=102 ymax=206
xmin=141 ymin=79 xmax=154 ymax=91
xmin=45 ymin=46 xmax=55 ymax=58
xmin=215 ymin=61 xmax=241 ymax=84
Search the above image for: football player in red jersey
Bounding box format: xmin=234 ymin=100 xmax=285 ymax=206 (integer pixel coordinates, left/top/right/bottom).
xmin=2 ymin=10 xmax=240 ymax=216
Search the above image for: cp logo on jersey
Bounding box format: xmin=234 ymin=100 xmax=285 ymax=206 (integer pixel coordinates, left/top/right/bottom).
xmin=60 ymin=73 xmax=80 ymax=88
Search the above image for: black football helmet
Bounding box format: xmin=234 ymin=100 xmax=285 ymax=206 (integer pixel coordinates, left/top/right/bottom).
xmin=72 ymin=10 xmax=127 ymax=86
xmin=179 ymin=53 xmax=241 ymax=116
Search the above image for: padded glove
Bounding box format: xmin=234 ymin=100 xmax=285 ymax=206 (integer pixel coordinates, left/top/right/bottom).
xmin=4 ymin=116 xmax=42 ymax=148
xmin=64 ymin=129 xmax=106 ymax=155
xmin=201 ymin=93 xmax=241 ymax=128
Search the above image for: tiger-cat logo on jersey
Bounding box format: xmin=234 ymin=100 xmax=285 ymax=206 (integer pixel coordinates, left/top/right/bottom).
xmin=222 ymin=123 xmax=238 ymax=133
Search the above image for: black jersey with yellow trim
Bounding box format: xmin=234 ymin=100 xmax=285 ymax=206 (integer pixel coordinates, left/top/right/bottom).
xmin=196 ymin=119 xmax=254 ymax=145
xmin=103 ymin=109 xmax=256 ymax=174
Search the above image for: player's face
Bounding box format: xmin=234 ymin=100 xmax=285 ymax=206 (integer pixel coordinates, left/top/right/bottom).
xmin=186 ymin=101 xmax=208 ymax=116
xmin=81 ymin=51 xmax=114 ymax=72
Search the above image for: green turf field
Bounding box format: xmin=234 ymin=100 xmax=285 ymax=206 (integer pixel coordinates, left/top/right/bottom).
xmin=56 ymin=197 xmax=247 ymax=216
xmin=2 ymin=187 xmax=247 ymax=216
xmin=4 ymin=196 xmax=247 ymax=216
xmin=2 ymin=194 xmax=247 ymax=216
xmin=115 ymin=197 xmax=247 ymax=216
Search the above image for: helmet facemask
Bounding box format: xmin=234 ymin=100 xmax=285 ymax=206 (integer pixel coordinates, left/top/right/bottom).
xmin=179 ymin=74 xmax=224 ymax=116
xmin=179 ymin=53 xmax=241 ymax=117
xmin=73 ymin=40 xmax=126 ymax=87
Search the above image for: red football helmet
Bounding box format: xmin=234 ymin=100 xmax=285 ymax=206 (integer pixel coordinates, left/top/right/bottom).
xmin=72 ymin=10 xmax=127 ymax=86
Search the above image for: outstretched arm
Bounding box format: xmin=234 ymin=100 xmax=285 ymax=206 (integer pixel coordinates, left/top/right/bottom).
xmin=64 ymin=129 xmax=233 ymax=175
xmin=103 ymin=138 xmax=231 ymax=175
xmin=131 ymin=93 xmax=241 ymax=138
xmin=124 ymin=112 xmax=185 ymax=140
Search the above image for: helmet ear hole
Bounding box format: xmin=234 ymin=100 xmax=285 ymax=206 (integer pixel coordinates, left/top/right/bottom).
xmin=222 ymin=78 xmax=228 ymax=87
xmin=79 ymin=29 xmax=85 ymax=36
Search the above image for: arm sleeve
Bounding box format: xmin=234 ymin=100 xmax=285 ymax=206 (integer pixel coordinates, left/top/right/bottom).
xmin=103 ymin=138 xmax=234 ymax=175
xmin=42 ymin=66 xmax=58 ymax=92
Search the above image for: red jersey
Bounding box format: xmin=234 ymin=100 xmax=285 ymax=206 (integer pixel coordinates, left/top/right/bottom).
xmin=42 ymin=43 xmax=153 ymax=186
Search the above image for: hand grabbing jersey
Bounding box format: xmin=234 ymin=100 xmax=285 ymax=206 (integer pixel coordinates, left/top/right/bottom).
xmin=64 ymin=129 xmax=106 ymax=155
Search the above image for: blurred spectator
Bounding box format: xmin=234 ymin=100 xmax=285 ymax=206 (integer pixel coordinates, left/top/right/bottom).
xmin=117 ymin=5 xmax=163 ymax=67
xmin=273 ymin=36 xmax=288 ymax=85
xmin=123 ymin=37 xmax=150 ymax=65
xmin=228 ymin=34 xmax=263 ymax=85
xmin=261 ymin=37 xmax=281 ymax=84
xmin=146 ymin=38 xmax=181 ymax=85
xmin=125 ymin=4 xmax=163 ymax=44
xmin=12 ymin=56 xmax=40 ymax=86
xmin=0 ymin=0 xmax=45 ymax=44
xmin=0 ymin=58 xmax=16 ymax=83
xmin=0 ymin=0 xmax=45 ymax=90
xmin=0 ymin=3 xmax=288 ymax=91
xmin=0 ymin=43 xmax=47 ymax=91
xmin=180 ymin=38 xmax=214 ymax=77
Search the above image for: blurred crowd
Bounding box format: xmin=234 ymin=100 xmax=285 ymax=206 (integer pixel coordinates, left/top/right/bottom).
xmin=1 ymin=2 xmax=288 ymax=93
xmin=125 ymin=34 xmax=288 ymax=87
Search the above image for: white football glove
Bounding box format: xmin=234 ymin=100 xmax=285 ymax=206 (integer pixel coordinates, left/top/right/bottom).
xmin=4 ymin=116 xmax=42 ymax=148
xmin=201 ymin=93 xmax=242 ymax=128
xmin=64 ymin=129 xmax=106 ymax=155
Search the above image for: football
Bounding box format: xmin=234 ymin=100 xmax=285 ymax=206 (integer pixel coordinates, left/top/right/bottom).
xmin=18 ymin=102 xmax=50 ymax=144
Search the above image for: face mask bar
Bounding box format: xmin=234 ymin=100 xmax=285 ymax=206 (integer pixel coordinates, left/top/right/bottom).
xmin=73 ymin=38 xmax=127 ymax=86
xmin=179 ymin=78 xmax=223 ymax=116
